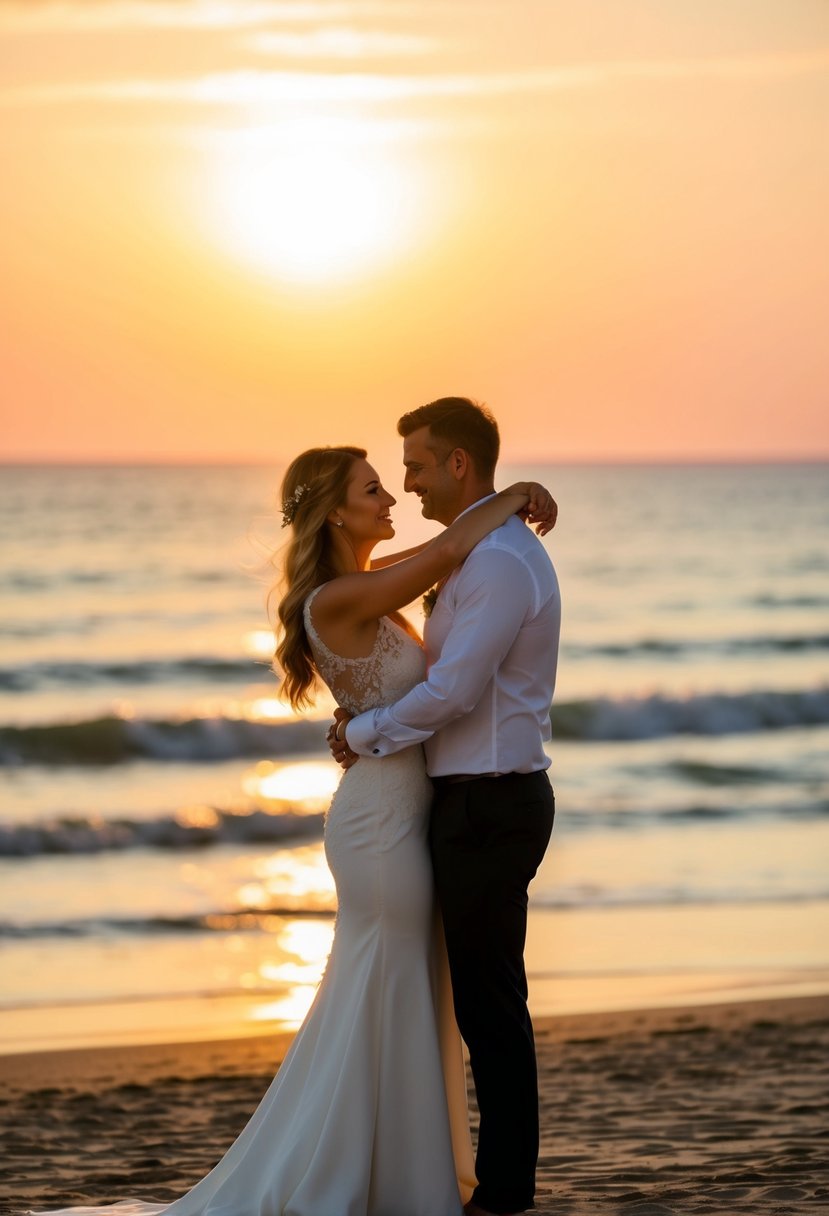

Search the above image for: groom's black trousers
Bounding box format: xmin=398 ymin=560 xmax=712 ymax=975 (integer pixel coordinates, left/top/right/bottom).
xmin=429 ymin=770 xmax=555 ymax=1215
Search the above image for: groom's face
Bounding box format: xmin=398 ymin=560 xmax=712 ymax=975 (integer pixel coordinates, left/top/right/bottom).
xmin=402 ymin=427 xmax=460 ymax=525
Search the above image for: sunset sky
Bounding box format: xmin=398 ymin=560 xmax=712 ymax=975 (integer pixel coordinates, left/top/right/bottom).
xmin=1 ymin=0 xmax=827 ymax=464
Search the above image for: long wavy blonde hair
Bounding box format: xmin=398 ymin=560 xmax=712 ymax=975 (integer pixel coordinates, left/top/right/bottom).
xmin=271 ymin=445 xmax=367 ymax=709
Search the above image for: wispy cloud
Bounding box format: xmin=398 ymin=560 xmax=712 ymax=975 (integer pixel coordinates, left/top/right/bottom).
xmin=3 ymin=49 xmax=828 ymax=109
xmin=593 ymin=48 xmax=829 ymax=84
xmin=0 ymin=0 xmax=413 ymax=32
xmin=242 ymin=27 xmax=436 ymax=59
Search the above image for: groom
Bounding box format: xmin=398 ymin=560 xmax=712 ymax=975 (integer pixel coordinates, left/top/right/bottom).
xmin=329 ymin=397 xmax=561 ymax=1216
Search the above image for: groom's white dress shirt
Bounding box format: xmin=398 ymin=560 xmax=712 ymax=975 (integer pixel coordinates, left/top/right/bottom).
xmin=346 ymin=508 xmax=561 ymax=777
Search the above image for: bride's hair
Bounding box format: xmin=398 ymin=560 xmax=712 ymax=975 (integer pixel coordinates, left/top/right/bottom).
xmin=272 ymin=445 xmax=366 ymax=709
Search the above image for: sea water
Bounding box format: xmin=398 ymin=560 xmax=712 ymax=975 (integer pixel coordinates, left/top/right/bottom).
xmin=1 ymin=462 xmax=827 ymax=1052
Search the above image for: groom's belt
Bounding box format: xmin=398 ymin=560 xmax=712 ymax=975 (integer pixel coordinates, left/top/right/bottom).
xmin=437 ymin=771 xmax=506 ymax=784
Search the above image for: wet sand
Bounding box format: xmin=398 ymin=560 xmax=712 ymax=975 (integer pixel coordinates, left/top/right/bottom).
xmin=1 ymin=994 xmax=827 ymax=1215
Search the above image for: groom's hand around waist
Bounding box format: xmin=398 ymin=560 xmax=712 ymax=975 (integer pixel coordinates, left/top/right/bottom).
xmin=327 ymin=708 xmax=358 ymax=770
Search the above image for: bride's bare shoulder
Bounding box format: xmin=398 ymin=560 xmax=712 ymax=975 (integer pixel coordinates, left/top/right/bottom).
xmin=307 ymin=579 xmax=381 ymax=659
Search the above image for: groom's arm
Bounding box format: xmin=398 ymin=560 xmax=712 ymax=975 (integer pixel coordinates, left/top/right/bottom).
xmin=345 ymin=547 xmax=532 ymax=758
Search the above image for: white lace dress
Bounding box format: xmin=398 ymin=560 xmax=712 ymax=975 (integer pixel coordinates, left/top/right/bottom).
xmin=31 ymin=590 xmax=475 ymax=1216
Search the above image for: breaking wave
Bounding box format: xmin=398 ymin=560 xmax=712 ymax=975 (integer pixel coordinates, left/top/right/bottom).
xmin=1 ymin=687 xmax=827 ymax=765
xmin=0 ymin=656 xmax=268 ymax=692
xmin=551 ymin=687 xmax=829 ymax=741
xmin=0 ymin=805 xmax=325 ymax=856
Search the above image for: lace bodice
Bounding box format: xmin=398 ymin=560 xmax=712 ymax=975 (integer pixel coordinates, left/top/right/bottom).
xmin=303 ymin=586 xmax=425 ymax=715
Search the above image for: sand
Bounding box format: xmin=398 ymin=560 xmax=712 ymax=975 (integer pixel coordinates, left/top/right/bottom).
xmin=1 ymin=994 xmax=827 ymax=1216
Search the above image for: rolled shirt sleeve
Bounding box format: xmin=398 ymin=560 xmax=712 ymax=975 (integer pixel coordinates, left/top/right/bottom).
xmin=345 ymin=547 xmax=533 ymax=758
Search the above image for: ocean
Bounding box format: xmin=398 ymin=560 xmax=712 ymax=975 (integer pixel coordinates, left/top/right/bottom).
xmin=1 ymin=461 xmax=827 ymax=1053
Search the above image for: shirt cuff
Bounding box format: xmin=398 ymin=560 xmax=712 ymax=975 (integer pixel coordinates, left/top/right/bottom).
xmin=344 ymin=710 xmax=385 ymax=757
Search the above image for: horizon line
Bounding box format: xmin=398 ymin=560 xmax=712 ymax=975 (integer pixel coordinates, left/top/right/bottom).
xmin=0 ymin=453 xmax=827 ymax=468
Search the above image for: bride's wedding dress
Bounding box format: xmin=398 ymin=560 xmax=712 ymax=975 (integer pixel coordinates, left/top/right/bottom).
xmin=31 ymin=592 xmax=475 ymax=1216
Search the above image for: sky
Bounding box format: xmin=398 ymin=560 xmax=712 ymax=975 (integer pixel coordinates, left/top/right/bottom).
xmin=1 ymin=0 xmax=828 ymax=465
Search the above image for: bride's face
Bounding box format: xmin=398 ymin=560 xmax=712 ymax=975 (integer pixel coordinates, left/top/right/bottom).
xmin=336 ymin=458 xmax=396 ymax=542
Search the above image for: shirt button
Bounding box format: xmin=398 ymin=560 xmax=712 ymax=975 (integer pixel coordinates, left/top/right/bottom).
xmin=373 ymin=748 xmax=380 ymax=754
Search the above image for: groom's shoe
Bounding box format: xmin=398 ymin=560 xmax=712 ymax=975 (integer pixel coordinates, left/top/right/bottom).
xmin=464 ymin=1204 xmax=523 ymax=1216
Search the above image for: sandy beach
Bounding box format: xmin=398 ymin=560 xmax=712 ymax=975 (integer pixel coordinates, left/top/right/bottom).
xmin=1 ymin=994 xmax=826 ymax=1216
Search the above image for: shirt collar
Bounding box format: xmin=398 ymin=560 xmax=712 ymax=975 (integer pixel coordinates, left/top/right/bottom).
xmin=454 ymin=491 xmax=498 ymax=522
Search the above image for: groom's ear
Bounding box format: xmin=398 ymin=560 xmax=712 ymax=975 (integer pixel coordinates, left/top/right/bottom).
xmin=446 ymin=447 xmax=469 ymax=480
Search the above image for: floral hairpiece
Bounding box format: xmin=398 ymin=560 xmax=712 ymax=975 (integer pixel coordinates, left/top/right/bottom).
xmin=281 ymin=483 xmax=309 ymax=527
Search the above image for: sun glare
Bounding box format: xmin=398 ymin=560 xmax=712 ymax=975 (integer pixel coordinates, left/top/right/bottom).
xmin=249 ymin=987 xmax=319 ymax=1027
xmin=207 ymin=121 xmax=426 ymax=284
xmin=243 ymin=760 xmax=339 ymax=807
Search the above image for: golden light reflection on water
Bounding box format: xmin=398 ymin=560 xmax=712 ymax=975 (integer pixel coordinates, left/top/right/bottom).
xmin=259 ymin=961 xmax=318 ymax=984
xmin=249 ymin=919 xmax=333 ymax=1028
xmin=247 ymin=696 xmax=296 ymax=720
xmin=243 ymin=629 xmax=276 ymax=660
xmin=238 ymin=691 xmax=336 ymax=722
xmin=249 ymin=986 xmax=320 ymax=1027
xmin=251 ymin=844 xmax=336 ymax=903
xmin=277 ymin=918 xmax=334 ymax=963
xmin=236 ymin=882 xmax=270 ymax=910
xmin=176 ymin=804 xmax=220 ymax=829
xmin=243 ymin=759 xmax=339 ymax=810
xmin=223 ymin=697 xmax=294 ymax=722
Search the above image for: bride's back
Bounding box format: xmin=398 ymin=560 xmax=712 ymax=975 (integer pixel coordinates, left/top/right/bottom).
xmin=303 ymin=587 xmax=425 ymax=716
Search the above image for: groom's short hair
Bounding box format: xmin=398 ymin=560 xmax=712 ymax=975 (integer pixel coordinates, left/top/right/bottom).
xmin=397 ymin=397 xmax=500 ymax=479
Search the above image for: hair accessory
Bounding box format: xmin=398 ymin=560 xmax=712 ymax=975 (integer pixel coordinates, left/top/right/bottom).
xmin=281 ymin=484 xmax=309 ymax=527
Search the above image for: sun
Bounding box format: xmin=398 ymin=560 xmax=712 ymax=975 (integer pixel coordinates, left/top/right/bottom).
xmin=206 ymin=122 xmax=425 ymax=284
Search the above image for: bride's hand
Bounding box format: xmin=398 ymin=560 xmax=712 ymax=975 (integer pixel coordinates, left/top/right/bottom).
xmin=326 ymin=708 xmax=358 ymax=770
xmin=514 ymin=482 xmax=558 ymax=536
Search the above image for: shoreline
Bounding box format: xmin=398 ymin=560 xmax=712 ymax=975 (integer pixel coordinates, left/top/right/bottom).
xmin=4 ymin=895 xmax=827 ymax=1060
xmin=0 ymin=992 xmax=824 ymax=1089
xmin=0 ymin=992 xmax=821 ymax=1099
xmin=1 ymin=994 xmax=827 ymax=1214
xmin=4 ymin=968 xmax=827 ymax=1062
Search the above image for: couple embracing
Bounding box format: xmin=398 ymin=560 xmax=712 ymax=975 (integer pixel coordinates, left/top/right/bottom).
xmin=32 ymin=397 xmax=561 ymax=1216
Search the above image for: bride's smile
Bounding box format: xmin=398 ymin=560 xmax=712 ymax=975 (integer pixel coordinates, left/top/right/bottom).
xmin=329 ymin=458 xmax=398 ymax=549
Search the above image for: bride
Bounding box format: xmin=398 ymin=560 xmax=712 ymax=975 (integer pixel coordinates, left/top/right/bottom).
xmin=30 ymin=445 xmax=555 ymax=1216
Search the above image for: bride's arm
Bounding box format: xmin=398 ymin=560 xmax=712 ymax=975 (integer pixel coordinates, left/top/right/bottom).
xmin=313 ymin=482 xmax=555 ymax=627
xmin=368 ymin=480 xmax=556 ymax=571
xmin=369 ymin=541 xmax=429 ymax=570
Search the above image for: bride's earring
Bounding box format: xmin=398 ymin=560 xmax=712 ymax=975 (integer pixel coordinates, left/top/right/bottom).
xmin=335 ymin=519 xmax=344 ymax=528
